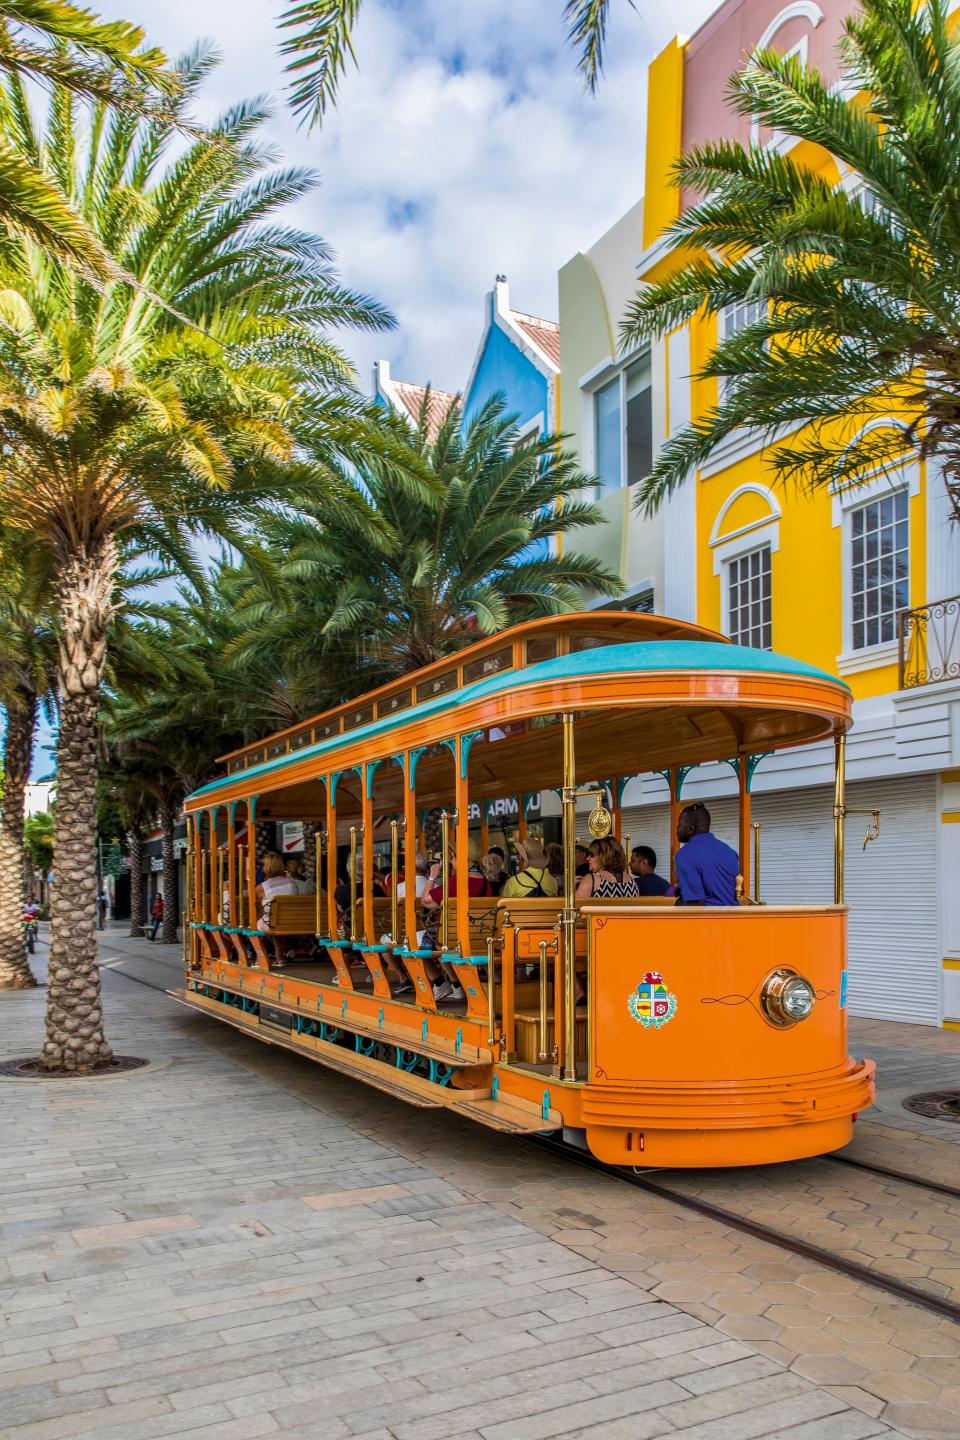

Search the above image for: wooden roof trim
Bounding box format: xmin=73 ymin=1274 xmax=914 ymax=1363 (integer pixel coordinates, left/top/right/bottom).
xmin=215 ymin=610 xmax=725 ymax=765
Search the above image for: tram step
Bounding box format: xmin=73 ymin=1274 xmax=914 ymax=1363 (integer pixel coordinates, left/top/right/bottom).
xmin=446 ymin=1092 xmax=562 ymax=1135
xmin=172 ymin=989 xmax=446 ymax=1106
xmin=171 ymin=989 xmax=495 ymax=1112
xmin=185 ymin=969 xmax=491 ymax=1066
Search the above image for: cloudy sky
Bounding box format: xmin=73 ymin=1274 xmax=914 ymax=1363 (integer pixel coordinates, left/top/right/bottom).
xmin=95 ymin=0 xmax=719 ymax=391
xmin=26 ymin=0 xmax=723 ymax=779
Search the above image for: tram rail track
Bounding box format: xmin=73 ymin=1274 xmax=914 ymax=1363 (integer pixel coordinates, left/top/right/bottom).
xmin=100 ymin=951 xmax=960 ymax=1329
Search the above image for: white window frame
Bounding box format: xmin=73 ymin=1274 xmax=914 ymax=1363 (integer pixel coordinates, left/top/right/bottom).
xmin=724 ymin=542 xmax=774 ymax=651
xmin=581 ymin=347 xmax=653 ymax=497
xmin=717 ymin=297 xmax=768 ymax=405
xmin=710 ymin=485 xmax=781 ymax=647
xmin=832 ymin=461 xmax=918 ymax=673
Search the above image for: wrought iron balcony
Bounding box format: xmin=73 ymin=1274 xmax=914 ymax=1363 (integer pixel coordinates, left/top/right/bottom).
xmin=899 ymin=595 xmax=960 ymax=689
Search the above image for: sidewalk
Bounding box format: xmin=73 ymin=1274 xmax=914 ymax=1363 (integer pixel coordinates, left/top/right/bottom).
xmin=0 ymin=934 xmax=941 ymax=1439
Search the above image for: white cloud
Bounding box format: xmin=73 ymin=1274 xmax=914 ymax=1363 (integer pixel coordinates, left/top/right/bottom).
xmin=93 ymin=0 xmax=719 ymax=389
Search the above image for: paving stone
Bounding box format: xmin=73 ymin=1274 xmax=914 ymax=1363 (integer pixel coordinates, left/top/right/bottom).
xmin=0 ymin=939 xmax=948 ymax=1440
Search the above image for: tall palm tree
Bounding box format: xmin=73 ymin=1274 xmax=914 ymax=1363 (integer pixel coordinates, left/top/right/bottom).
xmin=0 ymin=59 xmax=392 ymax=1072
xmin=621 ymin=0 xmax=960 ymax=520
xmin=232 ymin=395 xmax=622 ymax=683
xmin=279 ymin=0 xmax=621 ymax=125
xmin=0 ymin=2 xmax=176 ymax=276
xmin=0 ymin=539 xmax=55 ymax=988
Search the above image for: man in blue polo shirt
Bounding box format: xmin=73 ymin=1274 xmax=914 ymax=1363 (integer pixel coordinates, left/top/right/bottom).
xmin=675 ymin=803 xmax=739 ymax=906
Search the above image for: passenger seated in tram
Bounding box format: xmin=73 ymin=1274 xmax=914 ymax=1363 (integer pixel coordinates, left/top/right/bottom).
xmin=576 ymin=837 xmax=639 ymax=900
xmin=480 ymin=849 xmax=505 ymax=895
xmin=257 ymin=851 xmax=299 ymax=929
xmin=545 ymin=842 xmax=565 ymax=883
xmin=629 ymin=845 xmax=671 ymax=897
xmin=674 ymin=803 xmax=738 ymax=906
xmin=285 ymin=855 xmax=315 ymax=895
xmin=575 ymin=843 xmax=591 ymax=878
xmin=396 ymin=851 xmax=431 ymax=900
xmin=500 ymin=839 xmax=558 ymax=898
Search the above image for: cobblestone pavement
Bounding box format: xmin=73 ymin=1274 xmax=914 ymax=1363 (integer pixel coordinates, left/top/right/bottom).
xmin=0 ymin=934 xmax=950 ymax=1440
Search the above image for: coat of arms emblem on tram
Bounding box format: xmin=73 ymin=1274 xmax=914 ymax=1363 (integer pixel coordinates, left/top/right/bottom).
xmin=628 ymin=971 xmax=677 ymax=1029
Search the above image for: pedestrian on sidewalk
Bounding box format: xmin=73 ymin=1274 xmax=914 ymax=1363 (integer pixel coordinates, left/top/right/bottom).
xmin=149 ymin=891 xmax=164 ymax=942
xmin=97 ymin=890 xmax=108 ymax=930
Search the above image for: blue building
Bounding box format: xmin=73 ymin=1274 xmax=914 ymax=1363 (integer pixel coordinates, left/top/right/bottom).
xmin=374 ymin=276 xmax=560 ymax=442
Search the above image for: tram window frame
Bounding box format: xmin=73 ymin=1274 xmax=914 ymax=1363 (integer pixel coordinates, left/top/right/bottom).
xmin=416 ymin=669 xmax=458 ymax=703
xmin=463 ymin=646 xmax=513 ymax=683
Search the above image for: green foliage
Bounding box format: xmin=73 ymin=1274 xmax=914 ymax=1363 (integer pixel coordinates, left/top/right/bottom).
xmin=23 ymin=808 xmax=53 ymax=871
xmin=0 ymin=1 xmax=178 ymax=277
xmin=278 ymin=0 xmax=627 ymax=127
xmin=0 ymin=51 xmax=392 ymax=582
xmin=621 ymin=0 xmax=960 ymax=520
xmin=228 ymin=394 xmax=623 ymax=687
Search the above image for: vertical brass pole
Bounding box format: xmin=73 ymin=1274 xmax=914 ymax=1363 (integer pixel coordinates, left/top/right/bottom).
xmin=487 ymin=936 xmax=497 ymax=1051
xmin=562 ymin=713 xmax=577 ymax=1081
xmin=440 ymin=811 xmax=450 ymax=953
xmin=349 ymin=825 xmax=359 ymax=944
xmin=390 ymin=819 xmax=399 ymax=941
xmin=320 ymin=829 xmax=328 ymax=938
xmin=622 ymin=833 xmax=630 ymax=869
xmin=537 ymin=939 xmax=550 ymax=1063
xmin=217 ymin=848 xmax=225 ymax=922
xmin=751 ymin=822 xmax=761 ymax=904
xmin=834 ymin=732 xmax=847 ymax=904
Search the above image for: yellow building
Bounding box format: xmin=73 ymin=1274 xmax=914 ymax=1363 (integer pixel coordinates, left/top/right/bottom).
xmin=559 ymin=0 xmax=960 ymax=1027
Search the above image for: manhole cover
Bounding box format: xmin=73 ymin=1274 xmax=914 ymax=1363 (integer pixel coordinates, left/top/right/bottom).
xmin=903 ymin=1090 xmax=960 ymax=1122
xmin=0 ymin=1054 xmax=149 ymax=1080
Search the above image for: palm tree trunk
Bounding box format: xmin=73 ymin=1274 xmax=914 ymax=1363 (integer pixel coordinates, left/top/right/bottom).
xmin=160 ymin=797 xmax=178 ymax=944
xmin=43 ymin=541 xmax=116 ymax=1073
xmin=128 ymin=822 xmax=145 ymax=937
xmin=0 ymin=690 xmax=38 ymax=989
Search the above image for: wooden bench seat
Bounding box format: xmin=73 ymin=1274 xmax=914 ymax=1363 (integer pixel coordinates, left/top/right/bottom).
xmin=265 ymin=893 xmax=326 ymax=935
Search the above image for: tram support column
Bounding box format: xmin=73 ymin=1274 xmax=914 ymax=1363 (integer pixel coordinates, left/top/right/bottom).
xmin=403 ymin=756 xmax=417 ymax=945
xmin=561 ymin=713 xmax=577 ymax=1082
xmin=362 ymin=766 xmax=374 ymax=946
xmin=455 ymin=756 xmax=470 ymax=959
xmin=738 ymin=760 xmax=751 ymax=894
xmin=208 ymin=808 xmax=219 ymax=924
xmin=227 ymin=805 xmax=237 ymax=927
xmin=668 ymin=768 xmax=682 ymax=885
xmin=247 ymin=799 xmax=258 ymax=928
xmin=833 ymin=733 xmax=846 ymax=904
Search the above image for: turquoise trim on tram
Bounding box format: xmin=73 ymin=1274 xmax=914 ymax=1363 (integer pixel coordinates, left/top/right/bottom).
xmin=187 ymin=640 xmax=849 ymax=804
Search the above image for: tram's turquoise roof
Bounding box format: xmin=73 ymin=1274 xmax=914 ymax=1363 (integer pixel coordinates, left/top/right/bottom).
xmin=187 ymin=640 xmax=849 ymax=803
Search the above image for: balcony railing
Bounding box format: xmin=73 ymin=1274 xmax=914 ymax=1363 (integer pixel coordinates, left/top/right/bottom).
xmin=899 ymin=595 xmax=960 ymax=689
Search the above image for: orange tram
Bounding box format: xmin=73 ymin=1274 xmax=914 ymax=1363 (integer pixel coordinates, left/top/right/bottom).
xmin=177 ymin=612 xmax=876 ymax=1168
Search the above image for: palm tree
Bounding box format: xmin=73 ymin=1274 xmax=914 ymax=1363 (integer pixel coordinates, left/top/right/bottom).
xmin=232 ymin=395 xmax=622 ymax=682
xmin=279 ymin=0 xmax=621 ymax=125
xmin=0 ymin=59 xmax=392 ymax=1072
xmin=0 ymin=539 xmax=55 ymax=988
xmin=0 ymin=2 xmax=176 ymax=276
xmin=621 ymin=0 xmax=960 ymax=520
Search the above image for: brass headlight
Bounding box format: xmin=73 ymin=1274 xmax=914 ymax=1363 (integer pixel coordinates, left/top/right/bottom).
xmin=760 ymin=967 xmax=816 ymax=1027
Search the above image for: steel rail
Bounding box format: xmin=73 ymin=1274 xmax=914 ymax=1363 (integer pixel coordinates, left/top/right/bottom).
xmin=824 ymin=1152 xmax=960 ymax=1204
xmin=530 ymin=1137 xmax=960 ymax=1327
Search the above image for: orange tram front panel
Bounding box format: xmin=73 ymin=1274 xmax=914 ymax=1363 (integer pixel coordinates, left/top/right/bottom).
xmin=181 ymin=901 xmax=874 ymax=1168
xmin=581 ymin=906 xmax=875 ymax=1167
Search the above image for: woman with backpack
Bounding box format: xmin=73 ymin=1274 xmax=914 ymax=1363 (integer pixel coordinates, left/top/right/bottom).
xmin=500 ymin=839 xmax=559 ymax=898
